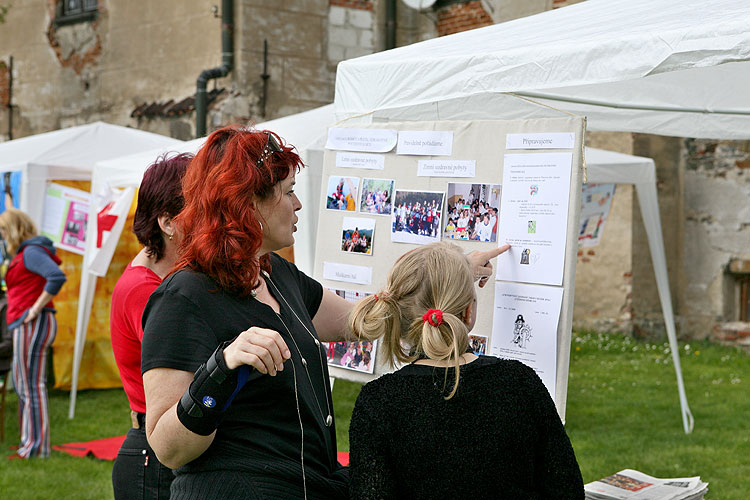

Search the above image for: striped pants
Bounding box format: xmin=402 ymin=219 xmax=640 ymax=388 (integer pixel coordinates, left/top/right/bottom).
xmin=12 ymin=310 xmax=57 ymax=458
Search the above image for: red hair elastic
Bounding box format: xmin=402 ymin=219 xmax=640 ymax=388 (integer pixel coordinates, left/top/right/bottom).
xmin=422 ymin=309 xmax=444 ymax=327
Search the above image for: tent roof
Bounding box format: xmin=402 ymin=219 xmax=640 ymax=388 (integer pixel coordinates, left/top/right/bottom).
xmin=0 ymin=121 xmax=183 ymax=173
xmin=93 ymin=104 xmax=336 ymax=189
xmin=334 ymin=0 xmax=750 ymax=139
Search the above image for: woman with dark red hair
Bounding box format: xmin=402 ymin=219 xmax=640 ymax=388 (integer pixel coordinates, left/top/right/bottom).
xmin=141 ymin=126 xmax=353 ymax=499
xmin=110 ymin=153 xmax=191 ymax=499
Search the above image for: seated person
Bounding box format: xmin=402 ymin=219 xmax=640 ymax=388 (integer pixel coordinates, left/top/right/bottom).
xmin=347 ymin=242 xmax=584 ymax=500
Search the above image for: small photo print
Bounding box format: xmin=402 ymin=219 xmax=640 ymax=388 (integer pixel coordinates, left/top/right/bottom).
xmin=341 ymin=217 xmax=375 ymax=255
xmin=527 ymin=220 xmax=536 ymax=234
xmin=520 ymin=248 xmax=531 ymax=265
xmin=359 ymin=178 xmax=394 ymax=216
xmin=328 ymin=288 xmax=372 ymax=302
xmin=443 ymin=183 xmax=500 ymax=242
xmin=391 ymin=189 xmax=444 ymax=245
xmin=326 ymin=176 xmax=359 ymax=211
xmin=469 ymin=334 xmax=488 ymax=356
xmin=325 ymin=340 xmax=377 ymax=374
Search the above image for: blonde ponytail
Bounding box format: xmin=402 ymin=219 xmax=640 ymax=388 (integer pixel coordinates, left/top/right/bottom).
xmin=348 ymin=242 xmax=475 ymax=399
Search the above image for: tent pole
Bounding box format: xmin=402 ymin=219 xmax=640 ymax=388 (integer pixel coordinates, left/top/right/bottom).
xmin=68 ymin=272 xmax=97 ymax=419
xmin=635 ymin=180 xmax=694 ymax=434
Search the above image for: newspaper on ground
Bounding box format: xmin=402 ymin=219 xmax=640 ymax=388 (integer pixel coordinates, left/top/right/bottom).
xmin=585 ymin=469 xmax=708 ymax=500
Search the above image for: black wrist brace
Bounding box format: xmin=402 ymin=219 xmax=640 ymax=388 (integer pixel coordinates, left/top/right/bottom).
xmin=177 ymin=341 xmax=252 ymax=435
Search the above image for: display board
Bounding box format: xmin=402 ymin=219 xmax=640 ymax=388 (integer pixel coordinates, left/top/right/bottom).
xmin=314 ymin=117 xmax=585 ymax=418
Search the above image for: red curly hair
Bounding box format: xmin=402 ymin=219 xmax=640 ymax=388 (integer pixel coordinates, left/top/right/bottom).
xmin=175 ymin=125 xmax=303 ymax=296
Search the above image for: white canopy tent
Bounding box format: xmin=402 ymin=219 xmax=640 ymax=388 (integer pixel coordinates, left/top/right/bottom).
xmin=0 ymin=122 xmax=182 ymax=228
xmin=334 ymin=0 xmax=750 ymax=140
xmin=68 ymin=105 xmax=334 ymax=417
xmin=328 ymin=0 xmax=750 ymax=434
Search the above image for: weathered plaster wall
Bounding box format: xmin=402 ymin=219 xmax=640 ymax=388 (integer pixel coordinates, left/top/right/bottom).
xmin=572 ymin=131 xmax=634 ymax=333
xmin=681 ymin=139 xmax=750 ymax=337
xmin=0 ymin=0 xmax=337 ymax=140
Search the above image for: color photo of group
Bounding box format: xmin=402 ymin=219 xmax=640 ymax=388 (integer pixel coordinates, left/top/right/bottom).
xmin=359 ymin=178 xmax=394 ymax=216
xmin=326 ymin=176 xmax=359 ymax=211
xmin=341 ymin=217 xmax=375 ymax=255
xmin=391 ymin=189 xmax=444 ymax=245
xmin=443 ymin=182 xmax=500 ymax=242
xmin=325 ymin=288 xmax=377 ymax=374
xmin=325 ymin=340 xmax=376 ymax=374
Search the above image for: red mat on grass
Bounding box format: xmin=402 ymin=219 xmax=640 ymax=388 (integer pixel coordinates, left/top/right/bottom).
xmin=52 ymin=434 xmax=351 ymax=465
xmin=53 ymin=435 xmax=126 ymax=460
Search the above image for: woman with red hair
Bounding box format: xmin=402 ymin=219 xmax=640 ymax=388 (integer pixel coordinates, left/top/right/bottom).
xmin=141 ymin=126 xmax=352 ymax=499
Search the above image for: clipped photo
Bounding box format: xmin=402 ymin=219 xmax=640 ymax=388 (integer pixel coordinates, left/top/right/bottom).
xmin=326 ymin=176 xmax=359 ymax=211
xmin=325 ymin=340 xmax=377 ymax=374
xmin=341 ymin=216 xmax=376 ymax=255
xmin=391 ymin=189 xmax=444 ymax=245
xmin=469 ymin=334 xmax=488 ymax=356
xmin=359 ymin=178 xmax=395 ymax=216
xmin=443 ymin=182 xmax=501 ymax=242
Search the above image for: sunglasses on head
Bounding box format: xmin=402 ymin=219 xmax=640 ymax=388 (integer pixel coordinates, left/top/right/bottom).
xmin=256 ymin=132 xmax=283 ymax=167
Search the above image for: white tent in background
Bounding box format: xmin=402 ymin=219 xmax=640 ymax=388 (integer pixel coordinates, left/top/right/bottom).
xmin=68 ymin=105 xmax=334 ymax=417
xmin=330 ymin=0 xmax=750 ymax=434
xmin=0 ymin=122 xmax=182 ymax=227
xmin=334 ymin=0 xmax=750 ymax=140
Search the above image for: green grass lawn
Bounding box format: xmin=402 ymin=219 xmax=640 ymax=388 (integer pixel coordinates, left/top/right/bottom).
xmin=1 ymin=332 xmax=747 ymax=498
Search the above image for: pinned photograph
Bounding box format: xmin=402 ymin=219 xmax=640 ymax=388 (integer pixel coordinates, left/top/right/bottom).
xmin=341 ymin=217 xmax=375 ymax=255
xmin=443 ymin=183 xmax=501 ymax=242
xmin=324 ymin=287 xmax=377 ymax=374
xmin=469 ymin=334 xmax=488 ymax=356
xmin=391 ymin=189 xmax=444 ymax=245
xmin=326 ymin=176 xmax=359 ymax=211
xmin=325 ymin=340 xmax=377 ymax=374
xmin=359 ymin=178 xmax=395 ymax=216
xmin=328 ymin=288 xmax=372 ymax=302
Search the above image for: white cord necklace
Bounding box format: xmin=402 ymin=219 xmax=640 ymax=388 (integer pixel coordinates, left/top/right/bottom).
xmin=260 ymin=270 xmax=335 ymax=500
xmin=262 ymin=270 xmax=333 ymax=427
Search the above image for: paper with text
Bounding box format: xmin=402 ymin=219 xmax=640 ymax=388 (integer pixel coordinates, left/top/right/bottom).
xmin=326 ymin=128 xmax=397 ymax=153
xmin=506 ymin=132 xmax=575 ymax=150
xmin=397 ymin=130 xmax=453 ymax=156
xmin=336 ymin=152 xmax=386 ymax=170
xmin=417 ymin=160 xmax=475 ymax=177
xmin=496 ymin=152 xmax=573 ymax=286
xmin=490 ymin=282 xmax=563 ymax=402
xmin=323 ymin=261 xmax=373 ymax=285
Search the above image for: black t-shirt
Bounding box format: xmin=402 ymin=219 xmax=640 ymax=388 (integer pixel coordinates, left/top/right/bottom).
xmin=349 ymin=356 xmax=584 ymax=500
xmin=142 ymin=254 xmax=346 ymax=497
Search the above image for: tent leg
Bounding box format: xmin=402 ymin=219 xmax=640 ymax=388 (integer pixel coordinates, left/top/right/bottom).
xmin=68 ymin=273 xmax=97 ymax=419
xmin=635 ymin=182 xmax=694 ymax=434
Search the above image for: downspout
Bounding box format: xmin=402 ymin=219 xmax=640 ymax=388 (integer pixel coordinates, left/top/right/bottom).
xmin=385 ymin=0 xmax=397 ymax=50
xmin=7 ymin=55 xmax=12 ymax=140
xmin=195 ymin=0 xmax=233 ymax=138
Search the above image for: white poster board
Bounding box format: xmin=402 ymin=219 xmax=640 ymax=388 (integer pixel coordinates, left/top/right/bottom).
xmin=314 ymin=117 xmax=585 ymax=419
xmin=41 ymin=182 xmax=91 ymax=255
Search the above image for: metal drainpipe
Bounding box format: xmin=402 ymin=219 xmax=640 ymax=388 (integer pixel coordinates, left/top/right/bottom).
xmin=385 ymin=0 xmax=397 ymax=50
xmin=195 ymin=0 xmax=233 ymax=138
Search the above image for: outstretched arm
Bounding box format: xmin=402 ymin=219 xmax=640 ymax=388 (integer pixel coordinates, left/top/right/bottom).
xmin=466 ymin=243 xmax=511 ymax=287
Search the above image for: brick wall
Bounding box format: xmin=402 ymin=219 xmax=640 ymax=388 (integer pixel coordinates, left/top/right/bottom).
xmin=0 ymin=60 xmax=9 ymax=108
xmin=330 ymin=0 xmax=374 ymax=11
xmin=436 ymin=1 xmax=493 ymax=37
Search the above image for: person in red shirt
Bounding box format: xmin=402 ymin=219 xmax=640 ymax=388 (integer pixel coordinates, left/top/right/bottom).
xmin=110 ymin=153 xmax=191 ymax=500
xmin=0 ymin=208 xmax=66 ymax=459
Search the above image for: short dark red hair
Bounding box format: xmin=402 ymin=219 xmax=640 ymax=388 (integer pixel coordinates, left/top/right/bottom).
xmin=133 ymin=152 xmax=192 ymax=261
xmin=175 ymin=126 xmax=303 ymax=296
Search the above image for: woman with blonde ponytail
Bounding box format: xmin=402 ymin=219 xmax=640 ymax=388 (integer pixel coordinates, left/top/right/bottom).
xmin=348 ymin=242 xmax=584 ymax=500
